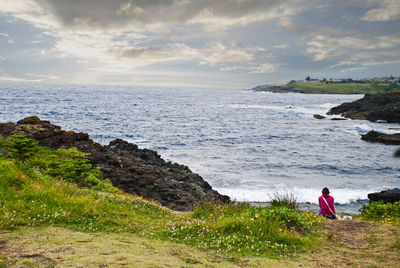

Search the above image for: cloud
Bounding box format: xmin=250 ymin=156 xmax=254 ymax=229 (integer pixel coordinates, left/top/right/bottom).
xmin=2 ymin=0 xmax=397 ymax=87
xmin=197 ymin=43 xmax=281 ymax=74
xmin=279 ymin=16 xmax=312 ymax=33
xmin=306 ymin=34 xmax=400 ymax=61
xmin=199 ymin=43 xmax=265 ymax=66
xmin=362 ymin=0 xmax=400 ymax=22
xmin=0 ymin=32 xmax=15 ymax=44
xmin=119 ymin=43 xmax=198 ymax=65
xmin=1 ymin=0 xmax=311 ymax=32
xmin=249 ymin=63 xmax=279 ymax=73
xmin=330 ymin=50 xmax=400 ymax=68
xmin=0 ymin=0 xmax=60 ymax=29
xmin=53 ymin=31 xmax=274 ymax=73
xmin=0 ymin=0 xmax=294 ymax=75
xmin=0 ymin=73 xmax=59 ymax=82
xmin=339 ymin=67 xmax=368 ymax=73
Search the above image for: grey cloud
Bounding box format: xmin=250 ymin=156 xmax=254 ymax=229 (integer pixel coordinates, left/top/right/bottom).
xmin=362 ymin=0 xmax=400 ymax=22
xmin=305 ymin=33 xmax=400 ymax=70
xmin=119 ymin=43 xmax=197 ymax=62
xmin=306 ymin=34 xmax=400 ymax=61
xmin=33 ymin=0 xmax=307 ymax=30
xmin=1 ymin=0 xmax=399 ymax=87
xmin=331 ymin=50 xmax=400 ymax=68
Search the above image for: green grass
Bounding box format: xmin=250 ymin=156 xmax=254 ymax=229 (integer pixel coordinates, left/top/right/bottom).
xmin=0 ymin=134 xmax=327 ymax=257
xmin=287 ymin=81 xmax=400 ymax=94
xmin=164 ymin=202 xmax=325 ymax=257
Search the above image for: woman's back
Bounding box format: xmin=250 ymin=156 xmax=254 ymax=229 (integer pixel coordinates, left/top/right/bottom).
xmin=319 ymin=193 xmax=335 ymax=217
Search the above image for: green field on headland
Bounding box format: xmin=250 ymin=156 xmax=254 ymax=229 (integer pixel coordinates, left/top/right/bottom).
xmin=1 ymin=135 xmax=400 ymax=267
xmin=290 ymin=81 xmax=400 ymax=94
xmin=253 ymin=81 xmax=400 ymax=94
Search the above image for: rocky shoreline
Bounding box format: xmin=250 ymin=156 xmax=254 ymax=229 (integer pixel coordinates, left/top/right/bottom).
xmin=327 ymin=93 xmax=400 ymax=201
xmin=252 ymin=85 xmax=305 ymax=94
xmin=326 ymin=92 xmax=400 ymax=154
xmin=0 ymin=116 xmax=229 ymax=211
xmin=327 ymin=92 xmax=400 ymax=123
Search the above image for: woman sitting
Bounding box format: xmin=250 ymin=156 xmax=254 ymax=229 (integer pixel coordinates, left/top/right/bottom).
xmin=318 ymin=187 xmax=336 ymax=219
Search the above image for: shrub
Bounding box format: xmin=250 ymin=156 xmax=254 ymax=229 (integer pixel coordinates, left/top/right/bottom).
xmin=269 ymin=191 xmax=298 ymax=210
xmin=1 ymin=134 xmax=117 ymax=192
xmin=3 ymin=134 xmax=39 ymax=161
xmin=360 ymin=201 xmax=400 ymax=222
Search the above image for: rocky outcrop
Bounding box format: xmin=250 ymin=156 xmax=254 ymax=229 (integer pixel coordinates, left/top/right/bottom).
xmin=361 ymin=131 xmax=400 ymax=145
xmin=327 ymin=92 xmax=400 ymax=123
xmin=0 ymin=116 xmax=229 ymax=211
xmin=252 ymin=85 xmax=304 ymax=93
xmin=313 ymin=114 xmax=325 ymax=120
xmin=368 ymin=190 xmax=400 ymax=204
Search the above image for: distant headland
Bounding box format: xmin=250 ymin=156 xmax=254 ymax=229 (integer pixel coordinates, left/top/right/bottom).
xmin=251 ymin=75 xmax=400 ymax=94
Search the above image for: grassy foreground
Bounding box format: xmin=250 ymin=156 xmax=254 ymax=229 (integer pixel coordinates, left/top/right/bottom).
xmin=0 ymin=135 xmax=400 ymax=267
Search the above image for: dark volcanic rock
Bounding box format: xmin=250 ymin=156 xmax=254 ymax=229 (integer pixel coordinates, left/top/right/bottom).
xmin=395 ymin=149 xmax=400 ymax=157
xmin=327 ymin=92 xmax=400 ymax=123
xmin=252 ymin=85 xmax=304 ymax=93
xmin=0 ymin=116 xmax=229 ymax=211
xmin=361 ymin=131 xmax=400 ymax=145
xmin=368 ymin=190 xmax=400 ymax=204
xmin=313 ymin=114 xmax=325 ymax=120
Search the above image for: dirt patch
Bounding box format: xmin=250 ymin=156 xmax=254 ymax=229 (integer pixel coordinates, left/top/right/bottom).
xmin=18 ymin=253 xmax=57 ymax=266
xmin=0 ymin=243 xmax=57 ymax=267
xmin=302 ymin=219 xmax=400 ymax=268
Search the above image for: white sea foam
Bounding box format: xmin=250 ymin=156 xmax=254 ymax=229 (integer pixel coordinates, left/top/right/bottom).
xmin=229 ymin=104 xmax=290 ymax=111
xmin=215 ymin=187 xmax=377 ymax=205
xmin=318 ymin=103 xmax=340 ymax=108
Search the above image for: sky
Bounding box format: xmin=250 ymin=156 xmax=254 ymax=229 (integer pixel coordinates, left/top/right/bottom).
xmin=0 ymin=0 xmax=399 ymax=89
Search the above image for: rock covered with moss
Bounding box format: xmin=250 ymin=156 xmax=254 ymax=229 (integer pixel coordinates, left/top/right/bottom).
xmin=0 ymin=116 xmax=229 ymax=211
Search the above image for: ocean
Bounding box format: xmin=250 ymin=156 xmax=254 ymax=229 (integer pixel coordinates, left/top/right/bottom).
xmin=1 ymin=82 xmax=399 ymax=213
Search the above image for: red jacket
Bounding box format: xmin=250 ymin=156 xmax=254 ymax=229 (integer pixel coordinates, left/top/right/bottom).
xmin=319 ymin=194 xmax=335 ymax=216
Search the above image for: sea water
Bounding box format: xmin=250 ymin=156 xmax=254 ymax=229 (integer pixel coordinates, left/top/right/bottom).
xmin=1 ymin=82 xmax=399 ymax=213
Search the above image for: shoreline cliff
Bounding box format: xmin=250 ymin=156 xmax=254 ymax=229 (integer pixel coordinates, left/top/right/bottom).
xmin=0 ymin=116 xmax=229 ymax=211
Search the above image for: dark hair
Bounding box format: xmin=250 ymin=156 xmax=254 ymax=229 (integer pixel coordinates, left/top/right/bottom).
xmin=322 ymin=187 xmax=330 ymax=194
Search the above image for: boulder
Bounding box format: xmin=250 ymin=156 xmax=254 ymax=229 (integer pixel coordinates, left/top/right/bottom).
xmin=313 ymin=114 xmax=325 ymax=120
xmin=0 ymin=116 xmax=229 ymax=211
xmin=361 ymin=131 xmax=400 ymax=145
xmin=395 ymin=149 xmax=400 ymax=157
xmin=17 ymin=115 xmax=42 ymax=124
xmin=368 ymin=190 xmax=400 ymax=204
xmin=327 ymin=92 xmax=400 ymax=123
